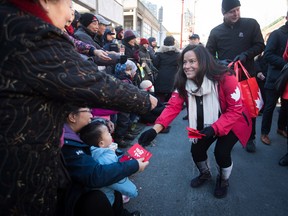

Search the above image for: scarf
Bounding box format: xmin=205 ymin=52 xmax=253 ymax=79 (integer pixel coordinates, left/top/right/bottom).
xmin=9 ymin=0 xmax=53 ymax=24
xmin=186 ymin=76 xmax=220 ymax=130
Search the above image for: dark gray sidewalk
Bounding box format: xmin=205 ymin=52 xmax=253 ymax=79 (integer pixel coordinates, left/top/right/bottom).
xmin=125 ymin=108 xmax=288 ymax=216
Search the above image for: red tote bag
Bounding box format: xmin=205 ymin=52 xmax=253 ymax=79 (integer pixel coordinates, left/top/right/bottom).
xmin=233 ymin=61 xmax=264 ymax=118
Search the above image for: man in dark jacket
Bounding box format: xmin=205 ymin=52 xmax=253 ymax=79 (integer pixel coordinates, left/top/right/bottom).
xmin=74 ymin=13 xmax=125 ymax=68
xmin=261 ymin=13 xmax=288 ymax=145
xmin=74 ymin=13 xmax=102 ymax=49
xmin=206 ymin=0 xmax=265 ymax=153
xmin=94 ymin=14 xmax=111 ymax=48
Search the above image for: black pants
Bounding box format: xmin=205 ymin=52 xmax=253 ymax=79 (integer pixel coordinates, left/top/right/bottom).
xmin=249 ymin=117 xmax=256 ymax=141
xmin=74 ymin=190 xmax=123 ymax=216
xmin=114 ymin=112 xmax=131 ymax=138
xmin=191 ymin=131 xmax=238 ymax=168
xmin=261 ymin=89 xmax=288 ymax=134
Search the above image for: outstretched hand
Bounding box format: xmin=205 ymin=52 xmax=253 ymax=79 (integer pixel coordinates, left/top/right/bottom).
xmin=136 ymin=158 xmax=149 ymax=172
xmin=138 ymin=128 xmax=157 ymax=146
xmin=94 ymin=49 xmax=112 ymax=61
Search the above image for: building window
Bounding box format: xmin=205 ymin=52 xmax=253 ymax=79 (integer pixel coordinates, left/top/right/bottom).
xmin=124 ymin=15 xmax=133 ymax=30
xmin=143 ymin=22 xmax=151 ymax=38
xmin=152 ymin=29 xmax=158 ymax=39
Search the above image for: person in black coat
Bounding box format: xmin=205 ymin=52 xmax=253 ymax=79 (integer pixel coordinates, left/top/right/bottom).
xmin=206 ymin=0 xmax=265 ymax=153
xmin=139 ymin=38 xmax=158 ymax=83
xmin=0 ymin=1 xmax=157 ymax=215
xmin=153 ymin=36 xmax=180 ymax=103
xmin=261 ymin=15 xmax=288 ymax=145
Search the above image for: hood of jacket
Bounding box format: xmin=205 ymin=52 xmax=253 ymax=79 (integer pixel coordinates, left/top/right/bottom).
xmin=157 ymin=45 xmax=180 ymax=53
xmin=63 ymin=123 xmax=89 ymax=147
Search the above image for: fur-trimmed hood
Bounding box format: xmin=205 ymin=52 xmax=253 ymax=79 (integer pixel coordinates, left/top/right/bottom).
xmin=156 ymin=45 xmax=180 ymax=53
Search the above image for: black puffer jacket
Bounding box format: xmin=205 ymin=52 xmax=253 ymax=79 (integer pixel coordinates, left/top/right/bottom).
xmin=153 ymin=45 xmax=180 ymax=93
xmin=0 ymin=2 xmax=151 ymax=215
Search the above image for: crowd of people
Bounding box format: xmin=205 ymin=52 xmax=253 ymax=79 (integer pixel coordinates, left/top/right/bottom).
xmin=0 ymin=0 xmax=287 ymax=215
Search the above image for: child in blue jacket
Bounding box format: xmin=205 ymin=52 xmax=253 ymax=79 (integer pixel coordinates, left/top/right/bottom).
xmin=79 ymin=120 xmax=138 ymax=205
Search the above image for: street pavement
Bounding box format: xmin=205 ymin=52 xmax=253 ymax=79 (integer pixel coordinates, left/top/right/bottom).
xmin=124 ymin=108 xmax=288 ymax=216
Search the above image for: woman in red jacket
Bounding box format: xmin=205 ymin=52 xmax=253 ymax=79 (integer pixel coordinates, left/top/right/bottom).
xmin=139 ymin=45 xmax=251 ymax=198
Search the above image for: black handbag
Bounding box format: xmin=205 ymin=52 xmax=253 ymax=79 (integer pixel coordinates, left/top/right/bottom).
xmin=275 ymin=63 xmax=288 ymax=95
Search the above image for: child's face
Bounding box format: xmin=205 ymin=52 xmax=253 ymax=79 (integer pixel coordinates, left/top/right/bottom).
xmin=98 ymin=125 xmax=113 ymax=148
xmin=125 ymin=66 xmax=136 ymax=78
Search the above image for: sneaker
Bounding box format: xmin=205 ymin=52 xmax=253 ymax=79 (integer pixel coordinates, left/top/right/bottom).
xmin=246 ymin=139 xmax=256 ymax=152
xmin=260 ymin=134 xmax=271 ymax=145
xmin=214 ymin=176 xmax=229 ymax=199
xmin=124 ymin=133 xmax=137 ymax=140
xmin=279 ymin=153 xmax=288 ymax=166
xmin=128 ymin=123 xmax=145 ymax=135
xmin=277 ymin=129 xmax=288 ymax=138
xmin=114 ymin=138 xmax=131 ymax=148
xmin=190 ymin=171 xmax=212 ymax=188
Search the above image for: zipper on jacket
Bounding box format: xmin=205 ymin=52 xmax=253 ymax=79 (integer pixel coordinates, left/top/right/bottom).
xmin=195 ymin=96 xmax=204 ymax=130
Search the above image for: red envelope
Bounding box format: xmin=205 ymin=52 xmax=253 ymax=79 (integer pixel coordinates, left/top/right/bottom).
xmin=127 ymin=143 xmax=152 ymax=162
xmin=119 ymin=155 xmax=132 ymax=162
xmin=186 ymin=127 xmax=206 ymax=139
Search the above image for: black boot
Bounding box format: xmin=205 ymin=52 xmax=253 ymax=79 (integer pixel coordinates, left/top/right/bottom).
xmin=214 ymin=176 xmax=229 ymax=198
xmin=213 ymin=164 xmax=232 ymax=198
xmin=190 ymin=160 xmax=212 ymax=188
xmin=190 ymin=171 xmax=212 ymax=188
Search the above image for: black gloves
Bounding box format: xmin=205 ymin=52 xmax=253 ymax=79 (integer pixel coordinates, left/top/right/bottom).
xmin=138 ymin=128 xmax=157 ymax=146
xmin=233 ymin=53 xmax=247 ymax=63
xmin=199 ymin=126 xmax=215 ymax=140
xmin=217 ymin=59 xmax=232 ymax=67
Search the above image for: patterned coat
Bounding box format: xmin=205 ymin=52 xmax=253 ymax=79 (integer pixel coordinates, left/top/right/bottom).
xmin=0 ymin=2 xmax=151 ymax=215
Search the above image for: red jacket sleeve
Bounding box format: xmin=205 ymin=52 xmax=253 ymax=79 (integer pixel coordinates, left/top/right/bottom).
xmin=212 ymin=75 xmax=243 ymax=136
xmin=155 ymin=91 xmax=184 ymax=128
xmin=283 ymin=40 xmax=288 ymax=62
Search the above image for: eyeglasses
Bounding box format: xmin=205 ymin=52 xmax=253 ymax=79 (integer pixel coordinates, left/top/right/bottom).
xmin=77 ymin=109 xmax=92 ymax=113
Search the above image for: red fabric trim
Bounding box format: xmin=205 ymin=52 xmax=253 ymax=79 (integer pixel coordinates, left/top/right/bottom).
xmin=283 ymin=40 xmax=288 ymax=62
xmin=145 ymin=84 xmax=153 ymax=91
xmin=9 ymin=0 xmax=53 ymax=24
xmin=65 ymin=25 xmax=74 ymax=35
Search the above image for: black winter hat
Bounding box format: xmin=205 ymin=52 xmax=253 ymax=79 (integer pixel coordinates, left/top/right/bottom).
xmin=222 ymin=0 xmax=241 ymax=14
xmin=115 ymin=26 xmax=124 ymax=40
xmin=148 ymin=37 xmax=156 ymax=45
xmin=164 ymin=36 xmax=175 ymax=46
xmin=80 ymin=13 xmax=98 ymax=27
xmin=115 ymin=26 xmax=123 ymax=34
xmin=124 ymin=30 xmax=136 ymax=42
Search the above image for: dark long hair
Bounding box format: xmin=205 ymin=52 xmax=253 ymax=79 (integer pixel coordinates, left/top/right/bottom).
xmin=174 ymin=45 xmax=234 ymax=99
